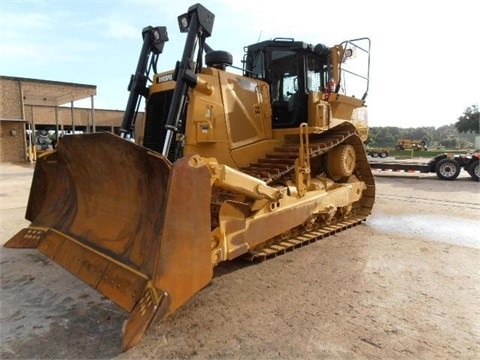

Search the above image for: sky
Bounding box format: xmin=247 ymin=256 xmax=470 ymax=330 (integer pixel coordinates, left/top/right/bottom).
xmin=1 ymin=0 xmax=479 ymax=129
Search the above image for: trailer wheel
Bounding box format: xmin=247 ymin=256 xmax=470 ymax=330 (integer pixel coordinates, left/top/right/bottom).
xmin=435 ymin=158 xmax=460 ymax=180
xmin=371 ymin=152 xmax=379 ymax=158
xmin=468 ymin=161 xmax=479 ymax=181
xmin=379 ymin=151 xmax=388 ymax=158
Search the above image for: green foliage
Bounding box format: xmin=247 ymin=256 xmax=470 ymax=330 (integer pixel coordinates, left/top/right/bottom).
xmin=455 ymin=105 xmax=479 ymax=134
xmin=367 ymin=124 xmax=476 ymax=150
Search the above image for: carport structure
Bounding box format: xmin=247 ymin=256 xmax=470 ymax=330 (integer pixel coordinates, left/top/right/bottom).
xmin=17 ymin=76 xmax=97 ymax=138
xmin=1 ymin=76 xmax=97 ymax=162
xmin=1 ymin=76 xmax=130 ymax=162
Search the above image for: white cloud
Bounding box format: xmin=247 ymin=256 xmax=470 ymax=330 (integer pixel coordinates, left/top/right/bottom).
xmin=76 ymin=14 xmax=139 ymax=39
xmin=0 ymin=10 xmax=52 ymax=30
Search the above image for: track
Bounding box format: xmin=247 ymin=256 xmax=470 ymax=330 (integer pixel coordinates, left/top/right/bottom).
xmin=237 ymin=127 xmax=376 ymax=260
xmin=241 ymin=130 xmax=357 ymax=184
xmin=245 ymin=215 xmax=366 ymax=261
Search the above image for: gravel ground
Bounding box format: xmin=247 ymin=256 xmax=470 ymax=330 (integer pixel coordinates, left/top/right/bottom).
xmin=0 ymin=162 xmax=479 ymax=359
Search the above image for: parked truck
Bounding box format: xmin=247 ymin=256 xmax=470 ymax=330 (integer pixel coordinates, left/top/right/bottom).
xmin=366 ymin=147 xmax=389 ymax=158
xmin=369 ymin=151 xmax=479 ymax=181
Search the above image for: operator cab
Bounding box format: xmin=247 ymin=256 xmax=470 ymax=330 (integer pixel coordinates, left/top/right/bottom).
xmin=244 ymin=39 xmax=329 ymax=129
xmin=243 ymin=38 xmax=371 ymax=129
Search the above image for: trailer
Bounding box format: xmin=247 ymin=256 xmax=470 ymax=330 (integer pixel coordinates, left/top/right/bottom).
xmin=369 ymin=151 xmax=480 ymax=181
xmin=366 ymin=147 xmax=389 ymax=158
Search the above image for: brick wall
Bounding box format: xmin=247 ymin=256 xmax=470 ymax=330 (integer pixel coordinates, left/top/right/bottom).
xmin=0 ymin=79 xmax=23 ymax=119
xmin=0 ymin=121 xmax=27 ymax=163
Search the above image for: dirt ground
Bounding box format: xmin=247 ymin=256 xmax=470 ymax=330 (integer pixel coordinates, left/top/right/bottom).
xmin=0 ymin=163 xmax=479 ymax=359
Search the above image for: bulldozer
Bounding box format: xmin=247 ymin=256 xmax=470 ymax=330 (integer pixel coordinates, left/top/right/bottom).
xmin=5 ymin=3 xmax=375 ymax=351
xmin=395 ymin=138 xmax=428 ymax=151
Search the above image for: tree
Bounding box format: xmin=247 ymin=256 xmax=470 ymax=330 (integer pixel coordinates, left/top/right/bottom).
xmin=367 ymin=124 xmax=475 ymax=149
xmin=455 ymin=105 xmax=479 ymax=134
xmin=440 ymin=138 xmax=458 ymax=149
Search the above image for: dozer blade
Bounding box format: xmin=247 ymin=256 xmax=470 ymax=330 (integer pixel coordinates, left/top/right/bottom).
xmin=5 ymin=132 xmax=213 ymax=351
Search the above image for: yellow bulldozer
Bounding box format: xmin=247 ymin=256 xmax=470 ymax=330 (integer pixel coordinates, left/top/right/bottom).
xmin=395 ymin=138 xmax=428 ymax=151
xmin=5 ymin=3 xmax=375 ymax=351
